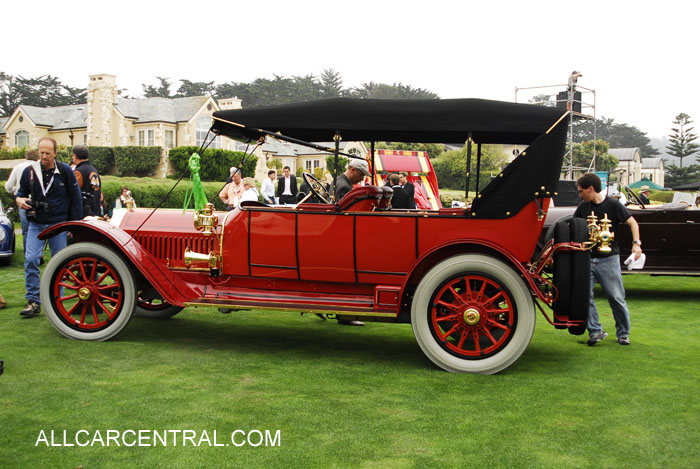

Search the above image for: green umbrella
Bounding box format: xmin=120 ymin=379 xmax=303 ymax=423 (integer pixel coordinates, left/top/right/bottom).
xmin=628 ymin=178 xmax=667 ymax=190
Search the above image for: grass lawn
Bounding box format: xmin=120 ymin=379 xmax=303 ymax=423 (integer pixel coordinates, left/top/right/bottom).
xmin=0 ymin=235 xmax=698 ymax=468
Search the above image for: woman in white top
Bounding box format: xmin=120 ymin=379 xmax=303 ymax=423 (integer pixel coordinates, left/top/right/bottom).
xmin=115 ymin=187 xmax=136 ymax=209
xmin=240 ymin=177 xmax=260 ymax=204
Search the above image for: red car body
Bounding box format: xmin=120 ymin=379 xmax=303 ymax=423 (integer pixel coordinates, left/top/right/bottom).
xmin=39 ymin=98 xmax=589 ymax=374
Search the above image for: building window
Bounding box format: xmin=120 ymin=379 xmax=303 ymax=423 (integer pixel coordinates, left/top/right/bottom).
xmin=196 ymin=116 xmax=220 ymax=149
xmin=83 ymin=134 xmax=88 ymax=144
xmin=148 ymin=129 xmax=155 ymax=146
xmin=138 ymin=130 xmax=145 ymax=146
xmin=305 ymin=159 xmax=320 ymax=171
xmin=14 ymin=130 xmax=29 ymax=148
xmin=164 ymin=130 xmax=174 ymax=149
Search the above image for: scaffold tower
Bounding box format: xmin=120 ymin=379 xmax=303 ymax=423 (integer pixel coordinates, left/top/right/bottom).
xmin=515 ymin=71 xmax=597 ymax=179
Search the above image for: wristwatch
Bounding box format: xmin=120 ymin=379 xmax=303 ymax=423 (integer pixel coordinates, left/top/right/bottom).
xmin=633 ymin=240 xmax=642 ymax=246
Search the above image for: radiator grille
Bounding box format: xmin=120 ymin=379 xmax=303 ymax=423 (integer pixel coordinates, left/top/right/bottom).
xmin=133 ymin=233 xmax=216 ymax=262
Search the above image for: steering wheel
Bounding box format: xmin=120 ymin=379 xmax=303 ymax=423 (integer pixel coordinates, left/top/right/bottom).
xmin=623 ymin=185 xmax=645 ymax=209
xmin=302 ymin=172 xmax=331 ymax=204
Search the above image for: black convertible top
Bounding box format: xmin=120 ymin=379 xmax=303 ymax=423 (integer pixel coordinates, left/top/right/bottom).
xmin=211 ymin=98 xmax=569 ymax=219
xmin=212 ymin=98 xmax=565 ymax=145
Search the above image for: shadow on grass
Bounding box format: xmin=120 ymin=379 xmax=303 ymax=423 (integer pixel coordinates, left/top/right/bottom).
xmin=118 ymin=312 xmax=431 ymax=370
xmin=624 ymin=288 xmax=700 ymax=300
xmin=112 ymin=310 xmax=575 ymax=374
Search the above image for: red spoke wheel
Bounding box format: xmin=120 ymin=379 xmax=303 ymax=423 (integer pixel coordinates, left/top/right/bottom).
xmin=134 ymin=289 xmax=183 ymax=319
xmin=41 ymin=242 xmax=136 ymax=341
xmin=429 ymin=274 xmax=516 ymax=359
xmin=411 ymin=254 xmax=535 ymax=374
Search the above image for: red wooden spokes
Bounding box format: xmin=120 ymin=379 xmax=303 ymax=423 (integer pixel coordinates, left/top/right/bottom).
xmin=430 ymin=274 xmax=515 ymax=358
xmin=52 ymin=257 xmax=123 ymax=330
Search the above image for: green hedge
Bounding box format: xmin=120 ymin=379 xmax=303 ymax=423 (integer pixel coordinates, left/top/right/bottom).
xmin=101 ymin=176 xmax=228 ymax=212
xmin=0 ymin=147 xmax=27 ymax=160
xmin=649 ymin=190 xmax=675 ymax=203
xmin=168 ymin=147 xmax=257 ymax=182
xmin=113 ymin=146 xmax=161 ymax=177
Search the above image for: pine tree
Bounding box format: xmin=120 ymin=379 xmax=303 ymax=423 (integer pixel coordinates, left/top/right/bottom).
xmin=666 ymin=113 xmax=700 ymax=168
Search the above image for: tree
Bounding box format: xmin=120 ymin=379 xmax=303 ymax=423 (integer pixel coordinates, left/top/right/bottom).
xmin=664 ymin=163 xmax=700 ymax=188
xmin=216 ymin=75 xmax=323 ymax=108
xmin=347 ymin=82 xmax=439 ymax=100
xmin=665 ymin=113 xmax=699 ymax=168
xmin=528 ymin=93 xmax=555 ymax=106
xmin=142 ymin=76 xmax=173 ymax=98
xmin=573 ymin=117 xmax=659 ymax=157
xmin=571 ymin=139 xmax=618 ymax=173
xmin=432 ymin=145 xmax=508 ymax=191
xmin=320 ymin=68 xmax=343 ymax=99
xmin=175 ymin=79 xmax=216 ymax=98
xmin=0 ymin=72 xmax=19 ymax=115
xmin=0 ymin=73 xmax=86 ymax=115
xmin=325 ymin=155 xmax=349 ymax=179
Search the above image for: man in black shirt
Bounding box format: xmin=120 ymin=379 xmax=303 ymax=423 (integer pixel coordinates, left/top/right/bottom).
xmin=574 ymin=173 xmax=642 ymax=346
xmin=389 ymin=173 xmax=410 ymax=209
xmin=72 ymin=145 xmax=102 ymax=216
xmin=399 ymin=172 xmax=416 ymax=209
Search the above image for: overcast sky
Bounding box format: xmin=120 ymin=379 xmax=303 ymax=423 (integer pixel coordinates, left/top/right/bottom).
xmin=5 ymin=0 xmax=698 ymax=139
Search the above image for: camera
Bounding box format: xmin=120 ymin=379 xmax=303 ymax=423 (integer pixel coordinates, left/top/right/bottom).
xmin=26 ymin=199 xmax=49 ymax=221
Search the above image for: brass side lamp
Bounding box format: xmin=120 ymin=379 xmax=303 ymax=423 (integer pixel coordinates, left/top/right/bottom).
xmin=586 ymin=212 xmax=614 ymax=253
xmin=193 ymin=203 xmax=218 ymax=236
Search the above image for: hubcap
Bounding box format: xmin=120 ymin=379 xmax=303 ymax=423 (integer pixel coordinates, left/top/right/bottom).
xmin=78 ymin=287 xmax=91 ymax=300
xmin=463 ymin=308 xmax=480 ymax=325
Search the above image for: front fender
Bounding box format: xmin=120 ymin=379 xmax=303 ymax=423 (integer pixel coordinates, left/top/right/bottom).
xmin=39 ymin=220 xmax=201 ymax=306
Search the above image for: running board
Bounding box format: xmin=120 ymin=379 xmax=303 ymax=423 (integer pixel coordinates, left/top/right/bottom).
xmin=184 ymin=288 xmax=398 ymax=317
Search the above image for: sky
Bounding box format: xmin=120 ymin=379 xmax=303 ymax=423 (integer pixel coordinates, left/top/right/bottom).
xmin=4 ymin=0 xmax=698 ymax=140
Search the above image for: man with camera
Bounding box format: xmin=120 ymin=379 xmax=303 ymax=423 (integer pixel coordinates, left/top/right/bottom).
xmin=71 ymin=145 xmax=102 ymax=216
xmin=15 ymin=137 xmax=82 ymax=317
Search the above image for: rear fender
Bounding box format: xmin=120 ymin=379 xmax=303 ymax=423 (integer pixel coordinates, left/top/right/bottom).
xmin=39 ymin=220 xmax=200 ymax=306
xmin=399 ymin=239 xmax=536 ymax=320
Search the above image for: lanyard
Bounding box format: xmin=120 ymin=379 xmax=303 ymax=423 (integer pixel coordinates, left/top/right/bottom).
xmin=30 ymin=162 xmax=57 ymax=198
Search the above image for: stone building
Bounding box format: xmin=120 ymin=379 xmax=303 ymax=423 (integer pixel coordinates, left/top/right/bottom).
xmin=0 ymin=74 xmax=243 ymax=153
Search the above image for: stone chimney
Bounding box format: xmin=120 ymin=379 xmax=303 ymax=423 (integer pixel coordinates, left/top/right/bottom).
xmin=218 ymin=97 xmax=242 ymax=110
xmin=87 ymin=74 xmax=118 ymax=146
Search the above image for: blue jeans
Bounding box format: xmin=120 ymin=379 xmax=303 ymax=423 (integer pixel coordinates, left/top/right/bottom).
xmin=19 ymin=207 xmax=28 ymax=253
xmin=25 ymin=222 xmax=67 ymax=304
xmin=587 ymin=255 xmax=631 ymax=338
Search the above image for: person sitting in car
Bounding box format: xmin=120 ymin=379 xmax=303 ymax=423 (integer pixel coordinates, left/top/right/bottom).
xmin=638 ymin=186 xmax=651 ymax=205
xmin=240 ymin=177 xmax=260 ymax=204
xmin=331 ymin=158 xmax=370 ymax=201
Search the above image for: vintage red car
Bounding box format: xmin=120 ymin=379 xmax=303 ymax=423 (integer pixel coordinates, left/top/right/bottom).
xmin=39 ymin=98 xmax=593 ymax=374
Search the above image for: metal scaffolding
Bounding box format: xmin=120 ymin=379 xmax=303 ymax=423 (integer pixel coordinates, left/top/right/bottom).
xmin=515 ymin=73 xmax=596 ymax=179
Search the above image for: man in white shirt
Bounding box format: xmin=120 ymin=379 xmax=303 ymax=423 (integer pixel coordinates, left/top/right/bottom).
xmin=260 ymin=169 xmax=276 ymax=204
xmin=4 ymin=149 xmax=39 ymax=252
xmin=276 ymin=166 xmax=298 ymax=204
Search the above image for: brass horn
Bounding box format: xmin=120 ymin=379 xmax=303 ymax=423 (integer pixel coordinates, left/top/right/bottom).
xmin=184 ymin=247 xmax=218 ymax=268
